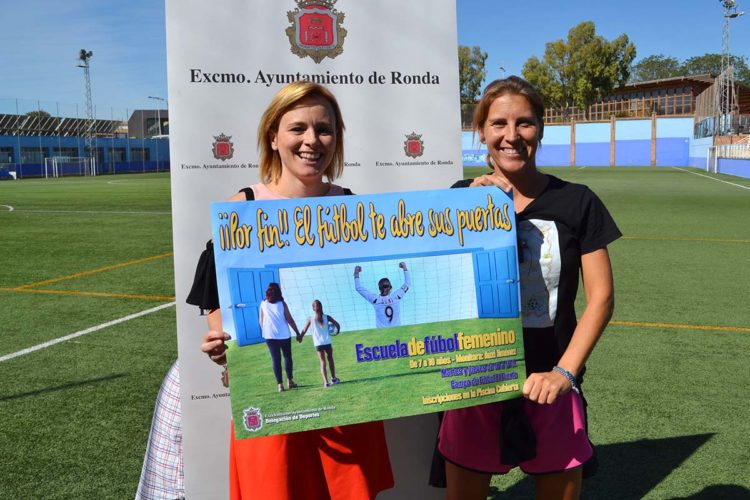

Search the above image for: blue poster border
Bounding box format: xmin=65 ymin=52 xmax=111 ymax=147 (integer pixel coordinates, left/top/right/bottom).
xmin=211 ymin=187 xmax=527 ymax=437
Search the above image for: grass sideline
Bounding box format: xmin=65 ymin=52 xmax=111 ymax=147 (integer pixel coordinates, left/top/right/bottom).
xmin=1 ymin=168 xmax=749 ymax=499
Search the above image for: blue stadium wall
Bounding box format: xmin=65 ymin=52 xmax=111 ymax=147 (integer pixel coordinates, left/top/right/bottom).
xmin=0 ymin=136 xmax=169 ymax=178
xmin=687 ymin=136 xmax=750 ymax=179
xmin=464 ymin=117 xmax=693 ymax=168
xmin=717 ymin=157 xmax=750 ymax=177
xmin=462 ymin=116 xmax=750 ymax=179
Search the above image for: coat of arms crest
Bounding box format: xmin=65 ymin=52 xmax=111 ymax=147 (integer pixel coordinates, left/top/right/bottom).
xmin=243 ymin=407 xmax=263 ymax=432
xmin=404 ymin=132 xmax=425 ymax=158
xmin=212 ymin=133 xmax=234 ymax=161
xmin=286 ymin=0 xmax=347 ymax=63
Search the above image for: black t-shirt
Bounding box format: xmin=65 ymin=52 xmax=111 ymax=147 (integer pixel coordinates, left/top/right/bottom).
xmin=452 ymin=175 xmax=621 ymax=375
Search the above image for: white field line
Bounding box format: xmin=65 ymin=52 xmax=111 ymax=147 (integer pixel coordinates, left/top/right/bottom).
xmin=0 ymin=302 xmax=175 ymax=363
xmin=672 ymin=167 xmax=750 ymax=191
xmin=106 ymin=180 xmax=160 ymax=185
xmin=1 ymin=204 xmax=14 ymax=211
xmin=5 ymin=209 xmax=170 ymax=215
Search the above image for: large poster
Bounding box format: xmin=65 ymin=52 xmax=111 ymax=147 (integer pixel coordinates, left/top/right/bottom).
xmin=166 ymin=0 xmax=462 ymax=497
xmin=212 ymin=188 xmax=524 ymax=438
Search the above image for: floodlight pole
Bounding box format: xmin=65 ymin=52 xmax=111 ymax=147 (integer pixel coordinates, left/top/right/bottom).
xmin=715 ymin=0 xmax=744 ymax=138
xmin=148 ymin=96 xmax=166 ymax=171
xmin=77 ymin=49 xmax=95 ymax=172
xmin=148 ymin=96 xmax=166 ymax=136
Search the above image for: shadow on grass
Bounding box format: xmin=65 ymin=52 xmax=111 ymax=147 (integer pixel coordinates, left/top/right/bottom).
xmin=0 ymin=373 xmax=127 ymax=402
xmin=670 ymin=485 xmax=750 ymax=499
xmin=489 ymin=434 xmax=729 ymax=500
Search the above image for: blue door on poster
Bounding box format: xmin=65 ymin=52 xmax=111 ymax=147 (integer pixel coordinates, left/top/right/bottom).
xmin=228 ymin=268 xmax=279 ymax=346
xmin=472 ymin=247 xmax=519 ymax=318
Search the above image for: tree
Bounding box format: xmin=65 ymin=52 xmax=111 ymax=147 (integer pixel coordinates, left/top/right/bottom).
xmin=630 ymin=55 xmax=682 ymax=83
xmin=24 ymin=110 xmax=52 ymax=119
xmin=522 ymin=21 xmax=636 ymax=119
xmin=681 ymin=53 xmax=750 ymax=86
xmin=458 ymin=45 xmax=488 ymax=107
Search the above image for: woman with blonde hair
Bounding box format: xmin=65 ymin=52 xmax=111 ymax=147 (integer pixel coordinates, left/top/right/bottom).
xmin=198 ymin=81 xmax=393 ymax=500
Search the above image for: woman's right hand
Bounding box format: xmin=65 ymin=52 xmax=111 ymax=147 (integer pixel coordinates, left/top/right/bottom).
xmin=201 ymin=329 xmax=231 ymax=365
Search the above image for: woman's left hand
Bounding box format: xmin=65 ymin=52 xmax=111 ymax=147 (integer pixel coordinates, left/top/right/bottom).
xmin=522 ymin=248 xmax=615 ymax=405
xmin=522 ymin=370 xmax=573 ymax=404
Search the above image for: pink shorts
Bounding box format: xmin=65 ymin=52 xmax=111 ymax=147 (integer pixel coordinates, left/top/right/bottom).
xmin=438 ymin=392 xmax=592 ymax=474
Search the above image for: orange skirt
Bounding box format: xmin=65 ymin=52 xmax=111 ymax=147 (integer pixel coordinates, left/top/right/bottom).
xmin=229 ymin=420 xmax=393 ymax=500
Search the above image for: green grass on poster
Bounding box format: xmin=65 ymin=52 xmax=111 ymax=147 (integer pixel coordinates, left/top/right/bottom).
xmin=227 ymin=318 xmax=525 ymax=437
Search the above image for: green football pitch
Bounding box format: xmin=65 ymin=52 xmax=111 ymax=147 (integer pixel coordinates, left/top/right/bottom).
xmin=1 ymin=168 xmax=749 ymax=499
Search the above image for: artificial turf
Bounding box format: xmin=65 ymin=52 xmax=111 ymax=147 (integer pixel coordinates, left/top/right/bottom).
xmin=1 ymin=168 xmax=749 ymax=499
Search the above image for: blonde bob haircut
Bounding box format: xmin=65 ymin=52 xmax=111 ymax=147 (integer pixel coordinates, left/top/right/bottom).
xmin=257 ymin=81 xmax=345 ymax=184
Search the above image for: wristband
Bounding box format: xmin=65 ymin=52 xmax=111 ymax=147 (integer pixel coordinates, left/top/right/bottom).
xmin=552 ymin=366 xmax=580 ymax=394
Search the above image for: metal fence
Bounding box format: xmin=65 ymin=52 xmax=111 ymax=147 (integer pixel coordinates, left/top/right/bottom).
xmin=543 ymin=94 xmax=695 ymax=123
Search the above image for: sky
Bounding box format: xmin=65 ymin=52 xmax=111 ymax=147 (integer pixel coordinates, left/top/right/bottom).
xmin=1 ymin=0 xmax=748 ymax=117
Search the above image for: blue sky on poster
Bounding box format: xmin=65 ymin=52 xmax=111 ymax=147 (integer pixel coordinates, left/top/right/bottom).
xmin=0 ymin=0 xmax=747 ymax=114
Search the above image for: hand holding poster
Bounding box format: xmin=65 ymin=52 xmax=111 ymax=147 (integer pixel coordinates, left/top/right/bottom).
xmin=211 ymin=187 xmax=526 ymax=438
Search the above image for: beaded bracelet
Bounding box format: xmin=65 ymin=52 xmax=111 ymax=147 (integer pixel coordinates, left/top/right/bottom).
xmin=552 ymin=365 xmax=580 ymax=394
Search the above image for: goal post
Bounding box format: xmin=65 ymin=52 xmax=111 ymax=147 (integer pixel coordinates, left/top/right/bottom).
xmin=706 ymin=147 xmax=717 ymax=174
xmin=43 ymin=157 xmax=96 ymax=178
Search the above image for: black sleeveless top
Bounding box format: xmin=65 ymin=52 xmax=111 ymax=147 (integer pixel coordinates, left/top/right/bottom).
xmin=186 ymin=186 xmax=352 ymax=313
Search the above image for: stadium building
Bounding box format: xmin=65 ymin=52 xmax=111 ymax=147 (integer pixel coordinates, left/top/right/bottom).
xmin=462 ymin=73 xmax=750 ymax=178
xmin=0 ymin=108 xmax=169 ymax=180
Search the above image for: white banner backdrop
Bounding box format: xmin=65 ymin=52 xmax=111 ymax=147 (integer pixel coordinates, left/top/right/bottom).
xmin=166 ymin=1 xmax=461 ymax=497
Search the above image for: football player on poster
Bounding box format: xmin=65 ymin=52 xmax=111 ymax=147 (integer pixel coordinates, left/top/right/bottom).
xmin=353 ymin=262 xmax=411 ymax=328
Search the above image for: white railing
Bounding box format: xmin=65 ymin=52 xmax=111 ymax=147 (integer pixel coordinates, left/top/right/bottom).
xmin=717 ymin=143 xmax=750 ymax=159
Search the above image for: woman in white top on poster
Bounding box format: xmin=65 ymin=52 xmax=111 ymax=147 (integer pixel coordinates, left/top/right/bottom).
xmin=298 ymin=300 xmax=342 ymax=388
